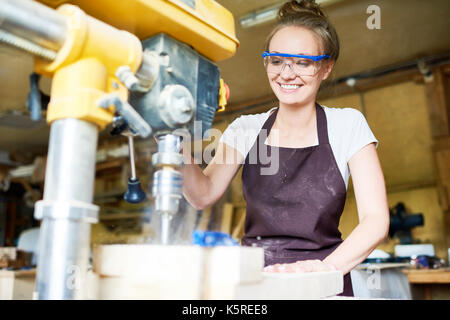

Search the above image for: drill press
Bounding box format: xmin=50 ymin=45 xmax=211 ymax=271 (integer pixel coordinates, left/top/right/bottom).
xmin=0 ymin=0 xmax=238 ymax=299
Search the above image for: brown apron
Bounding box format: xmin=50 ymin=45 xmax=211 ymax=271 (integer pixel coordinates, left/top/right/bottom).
xmin=241 ymin=103 xmax=353 ymax=296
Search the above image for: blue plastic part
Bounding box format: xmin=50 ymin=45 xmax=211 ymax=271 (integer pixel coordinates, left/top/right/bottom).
xmin=191 ymin=230 xmax=238 ymax=247
xmin=262 ymin=51 xmax=330 ymax=61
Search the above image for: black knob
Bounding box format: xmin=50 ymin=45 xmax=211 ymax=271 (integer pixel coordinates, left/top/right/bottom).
xmin=124 ymin=178 xmax=146 ymax=203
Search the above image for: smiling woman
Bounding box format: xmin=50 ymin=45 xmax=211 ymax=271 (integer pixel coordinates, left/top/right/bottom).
xmin=181 ymin=0 xmax=390 ymax=298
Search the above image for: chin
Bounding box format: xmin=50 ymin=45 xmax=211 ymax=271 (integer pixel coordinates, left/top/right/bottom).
xmin=275 ymin=93 xmax=313 ymax=107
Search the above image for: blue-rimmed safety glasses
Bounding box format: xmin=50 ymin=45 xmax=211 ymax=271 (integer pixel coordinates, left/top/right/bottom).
xmin=262 ymin=51 xmax=330 ymax=76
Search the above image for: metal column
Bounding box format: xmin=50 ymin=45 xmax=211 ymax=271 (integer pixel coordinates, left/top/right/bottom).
xmin=34 ymin=119 xmax=99 ymax=299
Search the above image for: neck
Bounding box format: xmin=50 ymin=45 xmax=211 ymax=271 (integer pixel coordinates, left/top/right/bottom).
xmin=275 ymin=101 xmax=317 ymax=132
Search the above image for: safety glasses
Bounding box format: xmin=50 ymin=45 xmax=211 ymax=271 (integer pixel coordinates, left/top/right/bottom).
xmin=262 ymin=51 xmax=330 ymax=76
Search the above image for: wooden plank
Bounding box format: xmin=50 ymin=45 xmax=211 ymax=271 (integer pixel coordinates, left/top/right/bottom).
xmin=356 ymin=263 xmax=410 ymax=270
xmin=424 ymin=68 xmax=450 ymax=138
xmin=236 ymin=271 xmax=343 ymax=300
xmin=92 ymin=244 xmax=264 ymax=300
xmin=424 ymin=68 xmax=450 ymax=249
xmin=96 ymin=159 xmax=125 ymax=172
xmin=403 ymin=268 xmax=450 ymax=284
xmin=0 ymin=269 xmax=37 ymax=300
xmin=99 ymin=213 xmax=144 ymax=221
xmin=435 ymin=148 xmax=450 ymax=211
xmin=5 ymin=202 xmax=16 ymax=246
xmin=220 ymin=202 xmax=234 ymax=234
xmin=197 ymin=206 xmax=212 ymax=231
xmin=0 ymin=271 xmax=14 ymax=300
xmin=231 ymin=208 xmax=246 ymax=240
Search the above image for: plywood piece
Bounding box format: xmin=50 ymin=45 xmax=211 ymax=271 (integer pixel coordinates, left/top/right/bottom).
xmin=98 ymin=276 xmax=202 ymax=300
xmin=93 ymin=244 xmax=264 ymax=300
xmin=93 ymin=244 xmax=204 ymax=277
xmin=236 ymin=271 xmax=344 ymax=300
xmin=203 ymin=246 xmax=264 ymax=299
xmin=0 ymin=271 xmax=14 ymax=300
xmin=12 ymin=271 xmax=35 ymax=300
xmin=0 ymin=269 xmax=36 ymax=300
xmin=85 ymin=270 xmax=99 ymax=300
xmin=93 ymin=245 xmax=204 ymax=299
xmin=197 ymin=207 xmax=212 ymax=231
xmin=220 ymin=202 xmax=234 ymax=234
xmin=231 ymin=208 xmax=246 ymax=239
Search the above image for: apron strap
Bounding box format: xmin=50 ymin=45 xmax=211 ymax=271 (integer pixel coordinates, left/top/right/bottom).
xmin=316 ymin=103 xmax=329 ymax=145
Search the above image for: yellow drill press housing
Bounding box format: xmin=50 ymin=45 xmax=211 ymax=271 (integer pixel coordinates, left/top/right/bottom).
xmin=35 ymin=0 xmax=238 ymax=128
xmin=38 ymin=0 xmax=239 ymax=62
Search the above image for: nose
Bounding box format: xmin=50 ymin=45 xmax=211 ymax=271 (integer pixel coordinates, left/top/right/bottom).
xmin=280 ymin=62 xmax=296 ymax=79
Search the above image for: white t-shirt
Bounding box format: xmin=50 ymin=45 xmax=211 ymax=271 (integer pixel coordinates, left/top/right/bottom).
xmin=219 ymin=105 xmax=378 ymax=189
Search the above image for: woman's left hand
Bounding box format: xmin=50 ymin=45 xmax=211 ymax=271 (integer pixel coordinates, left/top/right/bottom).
xmin=263 ymin=260 xmax=337 ymax=273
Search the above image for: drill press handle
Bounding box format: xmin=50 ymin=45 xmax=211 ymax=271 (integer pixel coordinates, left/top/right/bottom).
xmin=123 ymin=135 xmax=147 ymax=204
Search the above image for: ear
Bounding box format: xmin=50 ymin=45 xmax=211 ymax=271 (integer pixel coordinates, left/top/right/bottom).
xmin=320 ymin=60 xmax=335 ymax=81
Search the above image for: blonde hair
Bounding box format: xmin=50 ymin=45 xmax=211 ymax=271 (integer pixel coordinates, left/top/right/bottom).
xmin=265 ymin=0 xmax=340 ymax=62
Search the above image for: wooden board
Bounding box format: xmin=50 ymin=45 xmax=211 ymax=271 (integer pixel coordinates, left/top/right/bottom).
xmin=92 ymin=244 xmax=264 ymax=300
xmin=0 ymin=271 xmax=14 ymax=300
xmin=231 ymin=208 xmax=246 ymax=240
xmin=236 ymin=271 xmax=344 ymax=300
xmin=197 ymin=207 xmax=212 ymax=231
xmin=220 ymin=202 xmax=234 ymax=234
xmin=402 ymin=268 xmax=450 ymax=284
xmin=0 ymin=269 xmax=36 ymax=300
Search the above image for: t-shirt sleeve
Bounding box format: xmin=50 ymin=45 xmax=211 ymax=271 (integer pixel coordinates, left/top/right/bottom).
xmin=218 ymin=116 xmax=247 ymax=158
xmin=219 ymin=114 xmax=263 ymax=159
xmin=346 ymin=109 xmax=378 ymax=162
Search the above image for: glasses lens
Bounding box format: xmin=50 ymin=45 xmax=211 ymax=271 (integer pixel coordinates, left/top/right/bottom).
xmin=264 ymin=56 xmax=318 ymax=76
xmin=292 ymin=58 xmax=316 ymax=75
xmin=265 ymin=56 xmax=284 ymax=73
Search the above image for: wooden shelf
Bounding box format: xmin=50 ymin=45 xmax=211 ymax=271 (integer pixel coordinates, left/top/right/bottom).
xmin=402 ymin=268 xmax=450 ymax=284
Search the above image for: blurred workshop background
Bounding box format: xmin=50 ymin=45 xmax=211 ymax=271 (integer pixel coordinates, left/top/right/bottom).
xmin=0 ymin=0 xmax=450 ymax=299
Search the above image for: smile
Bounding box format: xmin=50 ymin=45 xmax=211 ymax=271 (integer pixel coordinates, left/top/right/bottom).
xmin=278 ymin=83 xmax=303 ymax=90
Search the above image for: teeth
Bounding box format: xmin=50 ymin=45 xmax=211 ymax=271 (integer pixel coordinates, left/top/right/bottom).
xmin=280 ymin=84 xmax=301 ymax=89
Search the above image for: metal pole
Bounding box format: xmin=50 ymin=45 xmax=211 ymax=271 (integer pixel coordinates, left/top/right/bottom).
xmin=0 ymin=0 xmax=67 ymax=51
xmin=34 ymin=119 xmax=98 ymax=299
xmin=128 ymin=135 xmax=137 ymax=180
xmin=161 ymin=213 xmax=172 ymax=245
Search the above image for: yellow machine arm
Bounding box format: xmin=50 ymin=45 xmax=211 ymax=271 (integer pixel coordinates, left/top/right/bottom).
xmin=38 ymin=0 xmax=239 ymax=62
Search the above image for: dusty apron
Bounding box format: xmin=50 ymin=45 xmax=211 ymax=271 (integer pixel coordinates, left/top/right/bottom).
xmin=241 ymin=103 xmax=353 ymax=296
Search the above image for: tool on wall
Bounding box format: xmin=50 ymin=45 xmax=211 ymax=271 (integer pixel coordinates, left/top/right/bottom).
xmin=0 ymin=0 xmax=237 ymax=299
xmin=389 ymin=202 xmax=424 ymax=244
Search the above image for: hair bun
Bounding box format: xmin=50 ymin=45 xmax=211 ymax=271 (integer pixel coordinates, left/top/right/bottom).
xmin=278 ymin=0 xmax=326 ymax=20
